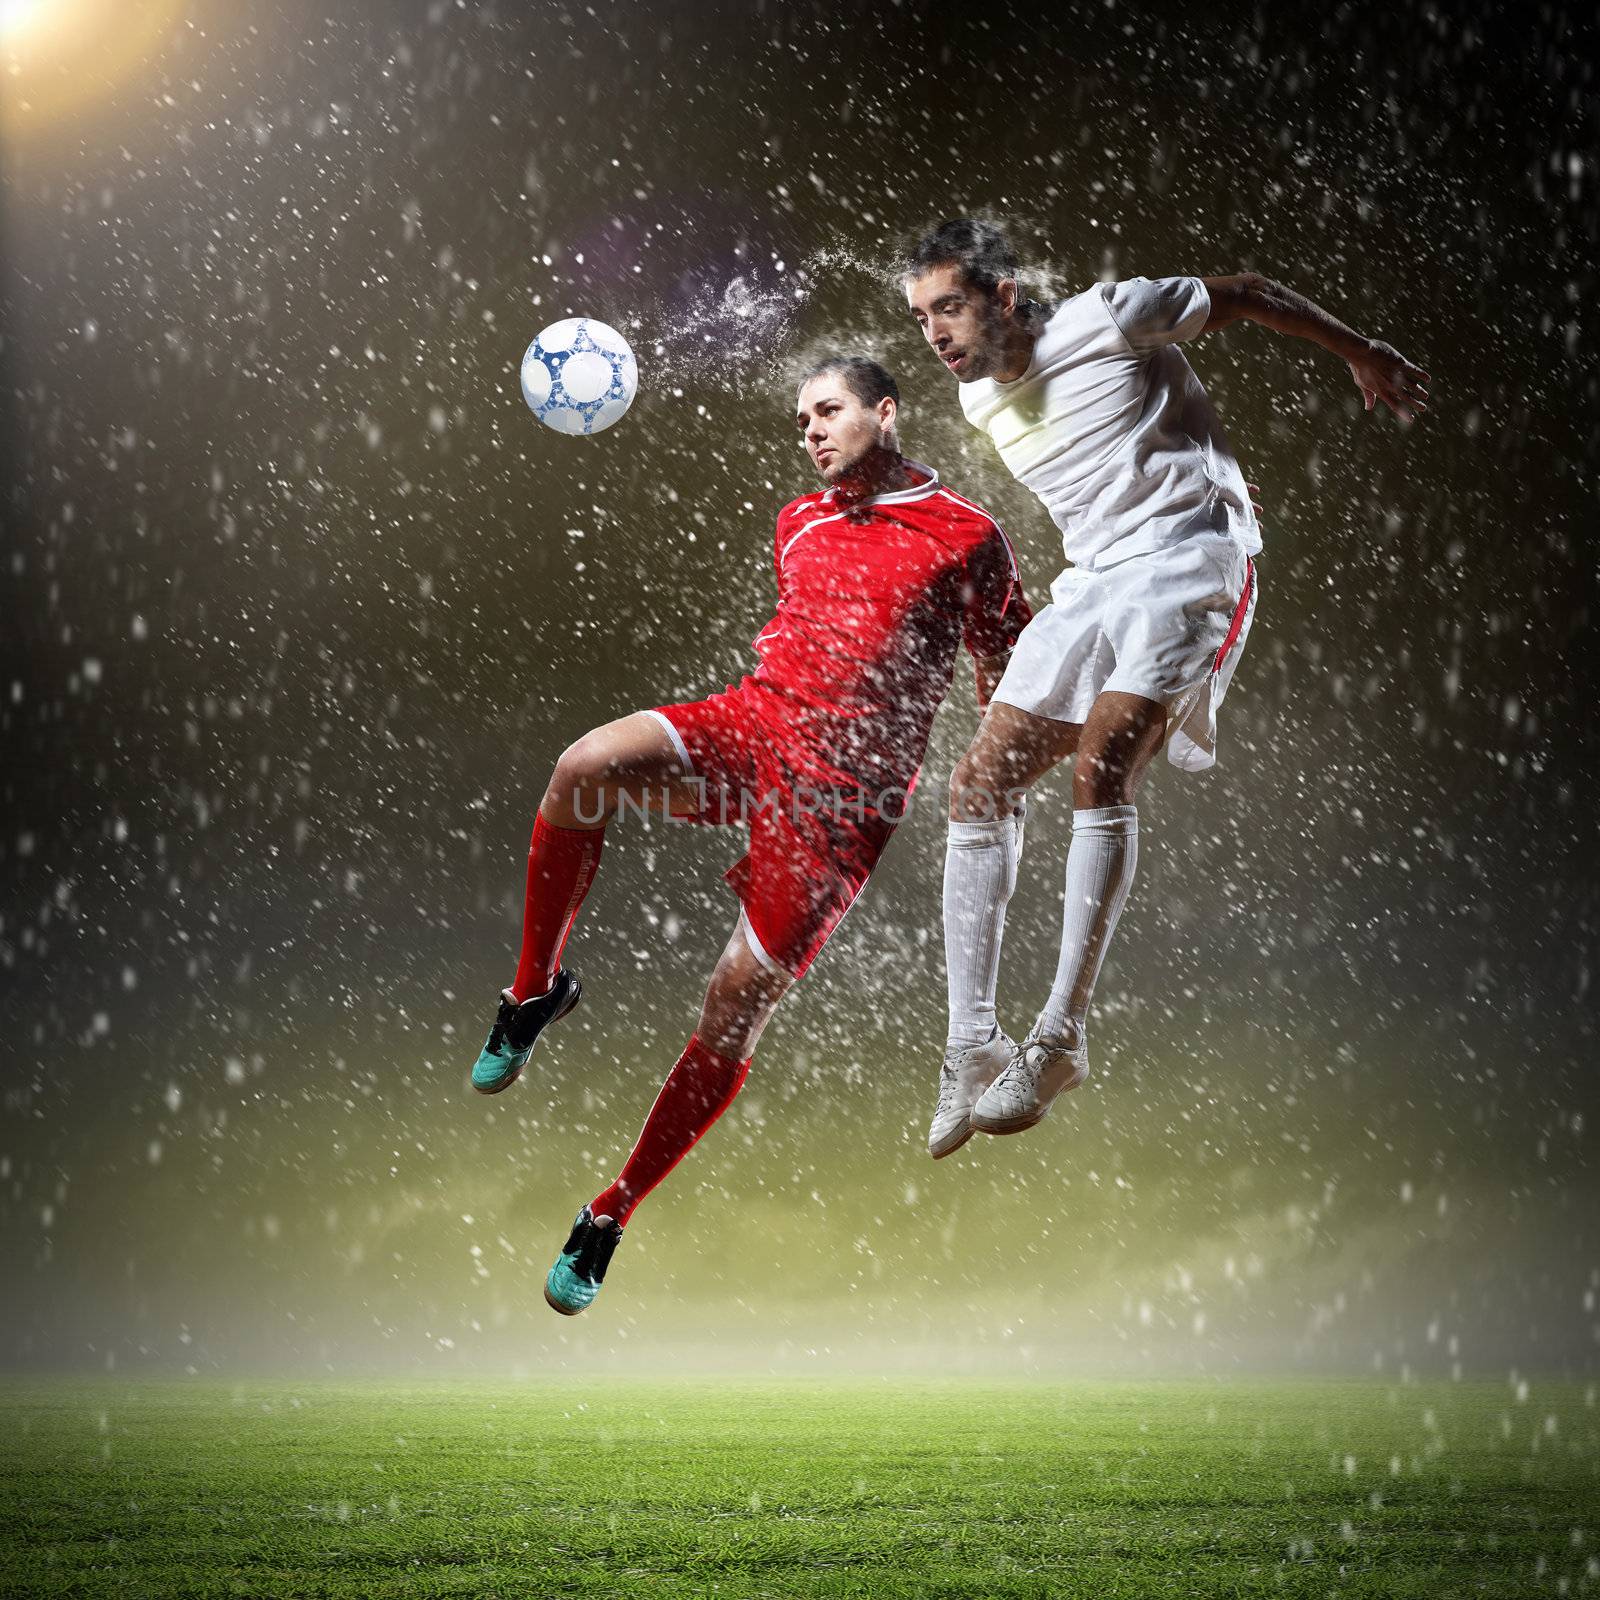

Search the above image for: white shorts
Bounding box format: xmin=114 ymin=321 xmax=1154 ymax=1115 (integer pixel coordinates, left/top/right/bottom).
xmin=991 ymin=534 xmax=1259 ymax=772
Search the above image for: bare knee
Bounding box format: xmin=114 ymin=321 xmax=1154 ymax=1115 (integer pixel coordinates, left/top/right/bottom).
xmin=543 ymin=732 xmax=613 ymax=824
xmin=1072 ymin=755 xmax=1137 ymax=810
xmin=949 ymin=752 xmax=994 ymax=821
xmin=949 ymin=752 xmax=1026 ymax=823
xmin=1071 ymin=729 xmax=1155 ymax=808
xmin=698 ymin=941 xmax=791 ymax=1059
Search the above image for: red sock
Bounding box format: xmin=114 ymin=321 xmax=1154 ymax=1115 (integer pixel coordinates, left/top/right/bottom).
xmin=511 ymin=812 xmax=605 ymax=1001
xmin=590 ymin=1036 xmax=751 ymax=1227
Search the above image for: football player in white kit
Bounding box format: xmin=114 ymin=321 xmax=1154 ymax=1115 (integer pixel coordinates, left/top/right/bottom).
xmin=904 ymin=218 xmax=1430 ymax=1157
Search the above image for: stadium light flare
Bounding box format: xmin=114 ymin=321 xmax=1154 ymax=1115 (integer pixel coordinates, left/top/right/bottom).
xmin=1 ymin=0 xmax=187 ymax=128
xmin=0 ymin=0 xmax=51 ymax=42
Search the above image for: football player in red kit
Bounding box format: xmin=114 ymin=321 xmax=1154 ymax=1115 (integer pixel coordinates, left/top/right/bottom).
xmin=469 ymin=356 xmax=1030 ymax=1315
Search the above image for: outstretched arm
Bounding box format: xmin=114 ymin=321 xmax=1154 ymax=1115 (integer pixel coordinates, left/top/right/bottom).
xmin=1201 ymin=273 xmax=1431 ymax=422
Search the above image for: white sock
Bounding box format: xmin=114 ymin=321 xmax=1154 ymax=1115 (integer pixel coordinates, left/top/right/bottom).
xmin=1036 ymin=805 xmax=1139 ymax=1043
xmin=942 ymin=802 xmax=1025 ymax=1049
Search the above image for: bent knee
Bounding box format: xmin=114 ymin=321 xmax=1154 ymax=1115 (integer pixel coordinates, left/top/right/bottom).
xmin=699 ymin=952 xmax=789 ymax=1055
xmin=1073 ymin=773 xmax=1135 ymax=809
xmin=949 ymin=754 xmax=1017 ymax=822
xmin=545 ymin=732 xmax=611 ymax=808
xmin=1071 ymin=748 xmax=1143 ymax=809
xmin=709 ymin=936 xmax=791 ymax=1004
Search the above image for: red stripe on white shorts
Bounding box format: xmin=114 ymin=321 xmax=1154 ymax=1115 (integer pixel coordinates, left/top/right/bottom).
xmin=1212 ymin=556 xmax=1256 ymax=674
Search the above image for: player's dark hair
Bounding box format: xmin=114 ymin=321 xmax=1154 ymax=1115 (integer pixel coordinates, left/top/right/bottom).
xmin=799 ymin=356 xmax=900 ymax=411
xmin=903 ymin=217 xmax=1020 ymax=295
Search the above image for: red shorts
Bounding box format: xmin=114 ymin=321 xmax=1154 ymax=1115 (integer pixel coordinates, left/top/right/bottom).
xmin=644 ymin=686 xmax=907 ymax=980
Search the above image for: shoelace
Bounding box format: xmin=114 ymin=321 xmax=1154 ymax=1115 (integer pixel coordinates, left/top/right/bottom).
xmin=1009 ymin=1033 xmax=1083 ymax=1087
xmin=997 ymin=1037 xmax=1054 ymax=1093
xmin=999 ymin=1053 xmax=1039 ymax=1093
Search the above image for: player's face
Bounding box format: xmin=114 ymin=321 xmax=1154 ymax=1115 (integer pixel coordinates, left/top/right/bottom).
xmin=906 ymin=262 xmax=1016 ymax=382
xmin=795 ymin=378 xmax=891 ymax=484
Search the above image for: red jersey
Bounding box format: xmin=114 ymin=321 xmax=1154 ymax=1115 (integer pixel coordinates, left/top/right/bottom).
xmin=735 ymin=461 xmax=1031 ymax=791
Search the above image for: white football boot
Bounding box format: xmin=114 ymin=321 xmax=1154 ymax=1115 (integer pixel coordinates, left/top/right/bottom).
xmin=970 ymin=1020 xmax=1089 ymax=1135
xmin=928 ymin=1028 xmax=1016 ymax=1159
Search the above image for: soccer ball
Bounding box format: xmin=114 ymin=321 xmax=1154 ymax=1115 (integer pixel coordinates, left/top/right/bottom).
xmin=520 ymin=318 xmax=638 ymax=435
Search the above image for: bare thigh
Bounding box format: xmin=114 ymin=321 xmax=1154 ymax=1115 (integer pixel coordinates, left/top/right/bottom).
xmin=541 ymin=711 xmax=705 ymax=828
xmin=1072 ymin=690 xmax=1167 ymax=808
xmin=949 ymin=701 xmax=1082 ymax=821
xmin=948 ymin=691 xmax=1169 ymax=819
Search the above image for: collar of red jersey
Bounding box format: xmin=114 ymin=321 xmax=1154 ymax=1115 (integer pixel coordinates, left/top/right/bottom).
xmin=821 ymin=459 xmax=941 ymax=509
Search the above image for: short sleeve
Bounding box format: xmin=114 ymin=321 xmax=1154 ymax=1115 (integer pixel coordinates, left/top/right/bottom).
xmin=1100 ymin=275 xmax=1211 ymax=352
xmin=961 ymin=526 xmax=1032 ymax=660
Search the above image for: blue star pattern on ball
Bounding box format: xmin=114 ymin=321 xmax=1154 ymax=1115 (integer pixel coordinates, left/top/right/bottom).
xmin=520 ymin=317 xmax=639 ymax=435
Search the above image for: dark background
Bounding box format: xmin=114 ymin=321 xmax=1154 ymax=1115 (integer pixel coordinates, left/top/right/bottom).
xmin=1 ymin=0 xmax=1595 ymax=1376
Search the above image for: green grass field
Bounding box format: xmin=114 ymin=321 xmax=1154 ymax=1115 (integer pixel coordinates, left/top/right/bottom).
xmin=2 ymin=1378 xmax=1595 ymax=1597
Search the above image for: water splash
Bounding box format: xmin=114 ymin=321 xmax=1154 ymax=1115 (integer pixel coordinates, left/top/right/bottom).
xmin=620 ymin=233 xmax=1083 ymax=406
xmin=632 ymin=242 xmax=899 ymax=401
xmin=637 ymin=272 xmax=806 ymax=399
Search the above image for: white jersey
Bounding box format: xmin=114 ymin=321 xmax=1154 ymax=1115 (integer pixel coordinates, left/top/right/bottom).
xmin=958 ymin=276 xmax=1261 ymax=571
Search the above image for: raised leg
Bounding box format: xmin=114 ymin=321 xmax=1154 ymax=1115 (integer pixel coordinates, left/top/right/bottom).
xmin=540 ymin=710 xmax=705 ymax=829
xmin=512 ymin=711 xmax=702 ymax=1002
